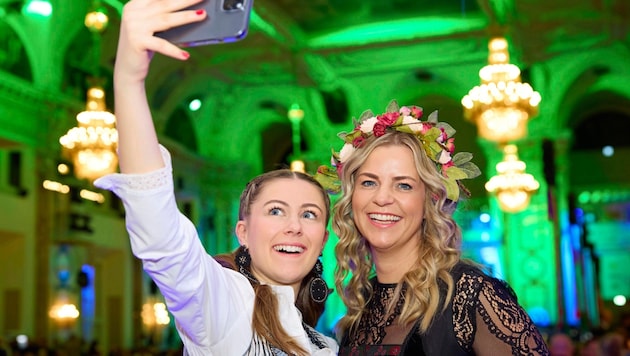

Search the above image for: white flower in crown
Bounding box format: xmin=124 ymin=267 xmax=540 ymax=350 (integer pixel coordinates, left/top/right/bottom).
xmin=359 ymin=117 xmax=378 ymax=134
xmin=438 ymin=150 xmax=452 ymax=164
xmin=401 ymin=115 xmax=425 ymax=133
xmin=338 ymin=143 xmax=355 ymax=164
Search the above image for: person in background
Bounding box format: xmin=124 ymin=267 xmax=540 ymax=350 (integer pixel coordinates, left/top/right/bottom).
xmin=549 ymin=332 xmax=576 ymax=356
xmin=579 ymin=335 xmax=602 ymax=356
xmin=94 ymin=0 xmax=338 ymax=354
xmin=315 ymin=100 xmax=550 ymax=355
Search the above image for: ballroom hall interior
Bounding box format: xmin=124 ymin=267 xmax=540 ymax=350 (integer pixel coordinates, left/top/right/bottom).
xmin=0 ymin=0 xmax=629 ymax=353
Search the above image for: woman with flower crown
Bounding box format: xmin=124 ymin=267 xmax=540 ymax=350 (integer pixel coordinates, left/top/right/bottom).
xmin=93 ymin=0 xmax=338 ymax=355
xmin=315 ymin=101 xmax=550 ymax=355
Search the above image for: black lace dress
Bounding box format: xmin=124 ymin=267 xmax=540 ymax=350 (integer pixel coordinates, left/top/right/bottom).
xmin=339 ymin=263 xmax=550 ymax=356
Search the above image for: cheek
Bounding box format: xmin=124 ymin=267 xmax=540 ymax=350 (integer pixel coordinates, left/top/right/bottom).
xmin=351 ymin=190 xmax=365 ymax=210
xmin=305 ymin=224 xmax=327 ymax=240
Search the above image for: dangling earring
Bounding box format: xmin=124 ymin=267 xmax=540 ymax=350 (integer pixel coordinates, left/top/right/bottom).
xmin=309 ymin=259 xmax=329 ymax=303
xmin=235 ymin=246 xmax=257 ymax=283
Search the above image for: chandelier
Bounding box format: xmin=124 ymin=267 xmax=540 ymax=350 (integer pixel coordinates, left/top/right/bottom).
xmin=59 ymin=87 xmax=118 ymax=181
xmin=461 ymin=37 xmax=541 ymax=143
xmin=485 ymin=145 xmax=540 ymax=213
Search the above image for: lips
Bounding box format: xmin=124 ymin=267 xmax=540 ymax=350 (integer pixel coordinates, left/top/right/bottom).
xmin=273 ymin=244 xmax=305 ymax=254
xmin=368 ymin=213 xmax=401 ymax=223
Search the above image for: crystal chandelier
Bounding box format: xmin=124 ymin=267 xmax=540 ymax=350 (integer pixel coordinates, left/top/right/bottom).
xmin=59 ymin=87 xmax=118 ymax=181
xmin=461 ymin=37 xmax=541 ymax=143
xmin=485 ymin=145 xmax=540 ymax=213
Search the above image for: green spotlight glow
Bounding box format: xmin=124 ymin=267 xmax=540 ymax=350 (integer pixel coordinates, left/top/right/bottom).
xmin=578 ymin=191 xmax=590 ymax=204
xmin=308 ymin=17 xmax=487 ymax=48
xmin=249 ymin=9 xmax=279 ymax=40
xmin=23 ymin=0 xmax=52 ymax=17
xmin=188 ymin=99 xmax=202 ymax=112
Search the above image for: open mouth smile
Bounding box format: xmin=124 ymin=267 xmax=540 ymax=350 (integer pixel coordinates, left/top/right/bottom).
xmin=273 ymin=245 xmax=305 ymax=254
xmin=368 ymin=213 xmax=401 ymax=224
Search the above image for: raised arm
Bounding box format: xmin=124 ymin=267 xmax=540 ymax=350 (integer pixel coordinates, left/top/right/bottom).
xmin=114 ymin=0 xmax=206 ymax=173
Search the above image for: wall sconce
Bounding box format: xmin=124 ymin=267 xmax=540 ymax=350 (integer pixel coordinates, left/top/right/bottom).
xmin=485 ymin=144 xmax=540 ymax=213
xmin=49 ymin=290 xmax=80 ymax=326
xmin=462 ymin=37 xmax=541 ymax=143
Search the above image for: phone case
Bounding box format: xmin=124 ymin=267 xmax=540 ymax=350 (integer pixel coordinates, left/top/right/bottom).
xmin=156 ymin=0 xmax=253 ymax=47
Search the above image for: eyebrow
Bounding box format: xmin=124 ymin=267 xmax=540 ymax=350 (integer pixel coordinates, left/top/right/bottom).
xmin=264 ymin=200 xmax=324 ymax=212
xmin=357 ymin=171 xmax=418 ymax=182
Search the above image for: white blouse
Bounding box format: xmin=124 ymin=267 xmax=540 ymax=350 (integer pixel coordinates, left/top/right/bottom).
xmin=95 ymin=146 xmax=338 ymax=355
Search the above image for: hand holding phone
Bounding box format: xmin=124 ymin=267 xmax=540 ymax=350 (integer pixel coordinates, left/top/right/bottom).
xmin=156 ymin=0 xmax=253 ymax=47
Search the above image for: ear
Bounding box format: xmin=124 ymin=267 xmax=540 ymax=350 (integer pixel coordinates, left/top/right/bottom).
xmin=321 ymin=230 xmax=329 ymax=249
xmin=235 ymin=220 xmax=248 ymax=246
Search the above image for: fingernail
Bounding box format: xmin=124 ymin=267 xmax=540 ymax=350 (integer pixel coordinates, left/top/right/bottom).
xmin=182 ymin=51 xmax=190 ymax=59
xmin=196 ymin=9 xmax=204 ymax=15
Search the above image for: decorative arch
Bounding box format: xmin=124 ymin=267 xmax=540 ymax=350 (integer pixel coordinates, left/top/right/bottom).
xmin=0 ymin=17 xmax=32 ymax=81
xmin=164 ymin=107 xmax=199 ymax=153
xmin=569 ymin=91 xmax=630 ymax=150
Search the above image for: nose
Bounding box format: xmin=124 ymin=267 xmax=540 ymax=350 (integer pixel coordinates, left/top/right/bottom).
xmin=284 ymin=215 xmax=303 ymax=235
xmin=373 ymin=185 xmax=394 ymax=206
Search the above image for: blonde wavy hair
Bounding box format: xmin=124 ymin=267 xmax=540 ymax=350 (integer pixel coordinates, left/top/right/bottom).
xmin=333 ymin=131 xmax=462 ymax=339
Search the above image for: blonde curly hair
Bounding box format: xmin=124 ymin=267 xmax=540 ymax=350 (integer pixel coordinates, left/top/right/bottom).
xmin=333 ymin=130 xmax=463 ymax=339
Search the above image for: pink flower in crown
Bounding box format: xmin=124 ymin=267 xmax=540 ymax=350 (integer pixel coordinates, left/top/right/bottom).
xmin=436 ymin=127 xmax=449 ymax=143
xmin=446 ymin=137 xmax=455 ymax=153
xmin=352 ymin=135 xmax=366 ymax=148
xmin=373 ymin=122 xmax=387 ymax=137
xmin=410 ymin=106 xmax=423 ymax=118
xmin=399 ymin=106 xmax=412 ymax=116
xmin=336 ymin=163 xmax=344 ymax=177
xmin=378 ymin=112 xmax=399 ymax=126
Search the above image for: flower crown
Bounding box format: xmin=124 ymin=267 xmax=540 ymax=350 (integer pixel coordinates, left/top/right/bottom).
xmin=315 ymin=100 xmax=481 ymax=202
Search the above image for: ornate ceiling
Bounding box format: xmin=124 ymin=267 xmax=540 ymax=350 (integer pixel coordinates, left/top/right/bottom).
xmin=92 ymin=0 xmax=629 ymax=103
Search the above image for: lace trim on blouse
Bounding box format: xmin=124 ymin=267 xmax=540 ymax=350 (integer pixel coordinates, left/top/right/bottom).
xmin=118 ymin=168 xmax=171 ymax=191
xmin=94 ymin=145 xmax=172 ymax=192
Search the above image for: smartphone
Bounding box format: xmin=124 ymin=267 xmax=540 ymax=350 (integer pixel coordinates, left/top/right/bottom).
xmin=156 ymin=0 xmax=253 ymax=47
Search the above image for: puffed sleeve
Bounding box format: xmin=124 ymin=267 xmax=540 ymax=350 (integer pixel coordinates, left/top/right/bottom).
xmin=94 ymin=145 xmax=254 ymax=355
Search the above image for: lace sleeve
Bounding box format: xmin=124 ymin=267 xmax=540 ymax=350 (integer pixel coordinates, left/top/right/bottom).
xmin=473 ymin=277 xmax=550 ymax=356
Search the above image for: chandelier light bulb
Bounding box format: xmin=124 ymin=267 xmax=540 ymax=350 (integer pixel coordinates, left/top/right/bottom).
xmin=462 ymin=37 xmax=541 ymax=143
xmin=485 ymin=145 xmax=540 ymax=213
xmin=85 ymin=7 xmax=109 ymax=33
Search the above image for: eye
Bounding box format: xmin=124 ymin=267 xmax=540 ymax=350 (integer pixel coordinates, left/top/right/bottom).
xmin=398 ymin=182 xmax=412 ymax=190
xmin=359 ymin=179 xmax=376 ymax=188
xmin=268 ymin=206 xmax=284 ymax=216
xmin=302 ymin=210 xmax=318 ymax=220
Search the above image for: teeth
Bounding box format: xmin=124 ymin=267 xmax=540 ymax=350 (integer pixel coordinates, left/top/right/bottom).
xmin=368 ymin=213 xmax=401 ymax=222
xmin=274 ymin=245 xmax=304 ymax=253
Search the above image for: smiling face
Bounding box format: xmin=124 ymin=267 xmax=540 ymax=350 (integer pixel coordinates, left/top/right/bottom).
xmin=235 ymin=177 xmax=329 ymax=293
xmin=351 ymin=144 xmax=426 ymax=280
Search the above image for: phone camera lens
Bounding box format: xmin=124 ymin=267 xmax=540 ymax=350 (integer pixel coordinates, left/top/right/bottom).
xmin=223 ymin=0 xmax=245 ymax=11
